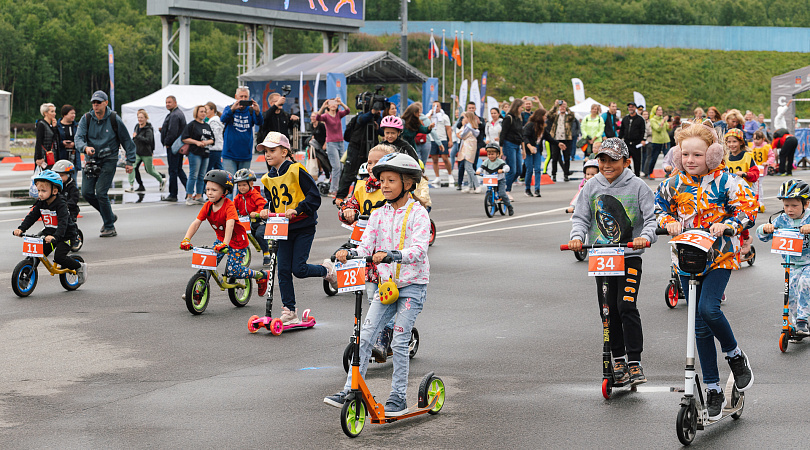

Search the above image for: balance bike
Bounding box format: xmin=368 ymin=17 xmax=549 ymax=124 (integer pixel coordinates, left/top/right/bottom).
xmin=561 ymin=239 xmax=650 ymax=399
xmin=658 ymin=228 xmax=744 ymax=446
xmin=184 ymin=245 xmax=252 ymax=315
xmin=12 ymin=233 xmax=85 ymax=297
xmin=238 ymin=216 xmax=273 ymax=267
xmin=664 ymin=264 xmax=685 ymax=309
xmin=483 ymin=182 xmax=506 ymax=218
xmin=334 ymin=254 xmax=444 ymax=438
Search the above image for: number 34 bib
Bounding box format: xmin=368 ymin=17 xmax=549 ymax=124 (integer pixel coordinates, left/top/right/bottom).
xmin=260 ymin=163 xmax=307 ymax=212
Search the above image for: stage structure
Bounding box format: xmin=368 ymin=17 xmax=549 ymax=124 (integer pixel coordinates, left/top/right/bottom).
xmin=771 ymin=65 xmax=810 ymax=134
xmin=147 ymin=0 xmax=365 ymax=87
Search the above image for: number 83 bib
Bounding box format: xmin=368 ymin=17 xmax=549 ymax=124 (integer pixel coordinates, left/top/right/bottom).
xmin=260 ymin=162 xmax=307 ymax=213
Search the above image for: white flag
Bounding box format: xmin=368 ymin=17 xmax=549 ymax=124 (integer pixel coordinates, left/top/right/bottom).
xmin=459 ymin=79 xmax=468 ymax=111
xmin=571 ymin=78 xmax=586 ymax=105
xmin=633 ymin=91 xmax=646 ymax=110
xmin=469 ymin=80 xmax=481 ymax=116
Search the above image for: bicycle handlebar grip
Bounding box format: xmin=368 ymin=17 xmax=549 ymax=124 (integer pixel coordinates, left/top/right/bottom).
xmin=626 ymin=242 xmax=652 ymax=248
xmin=655 ymin=227 xmax=668 ymax=235
xmin=358 ymin=215 xmax=370 ymax=220
xmin=560 ymin=244 xmax=571 ymax=251
xmin=330 ymin=254 xmax=394 ymax=263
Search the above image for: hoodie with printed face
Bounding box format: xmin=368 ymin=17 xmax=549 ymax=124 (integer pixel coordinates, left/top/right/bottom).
xmin=570 ymin=167 xmax=658 ymax=257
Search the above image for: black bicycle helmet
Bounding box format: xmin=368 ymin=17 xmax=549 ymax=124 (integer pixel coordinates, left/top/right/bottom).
xmin=203 ymin=169 xmax=234 ymax=193
xmin=777 ymin=179 xmax=810 ymax=200
xmin=233 ymin=168 xmax=257 ymax=183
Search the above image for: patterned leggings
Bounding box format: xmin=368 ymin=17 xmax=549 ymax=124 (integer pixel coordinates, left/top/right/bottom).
xmin=214 ymin=240 xmax=252 ymax=279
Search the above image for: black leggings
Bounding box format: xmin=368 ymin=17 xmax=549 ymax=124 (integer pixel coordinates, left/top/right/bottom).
xmin=779 ymin=136 xmax=798 ymax=175
xmin=550 ymin=143 xmax=570 ymax=176
xmin=595 ymin=257 xmax=643 ymax=362
xmin=43 ymin=240 xmax=81 ymax=270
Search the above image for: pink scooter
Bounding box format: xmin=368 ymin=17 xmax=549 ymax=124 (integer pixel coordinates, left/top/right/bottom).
xmin=248 ymin=309 xmax=316 ymax=335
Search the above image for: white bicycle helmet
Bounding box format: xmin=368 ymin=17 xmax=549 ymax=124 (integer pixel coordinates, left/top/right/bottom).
xmin=371 ymin=153 xmax=422 ymax=180
xmin=357 ymin=162 xmax=369 ymax=178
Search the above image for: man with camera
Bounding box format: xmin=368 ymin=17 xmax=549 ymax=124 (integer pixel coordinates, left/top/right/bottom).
xmin=75 ymin=90 xmax=135 ymax=237
xmin=159 ymin=95 xmax=187 ymax=202
xmin=335 ymin=90 xmax=386 ymax=200
xmin=257 ymin=87 xmax=299 ymax=145
xmin=221 ymin=86 xmax=263 ymax=194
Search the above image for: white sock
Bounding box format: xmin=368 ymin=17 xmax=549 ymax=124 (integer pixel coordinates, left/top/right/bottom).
xmin=726 ymin=346 xmax=741 ymax=358
xmin=707 ymin=382 xmax=721 ymax=392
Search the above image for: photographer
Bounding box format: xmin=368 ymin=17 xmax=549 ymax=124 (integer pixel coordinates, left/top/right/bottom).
xmin=75 ymin=90 xmax=135 ymax=238
xmin=257 ymin=87 xmax=299 ymax=145
xmin=221 ymin=86 xmax=263 ymax=193
xmin=336 ymin=91 xmax=386 ymax=200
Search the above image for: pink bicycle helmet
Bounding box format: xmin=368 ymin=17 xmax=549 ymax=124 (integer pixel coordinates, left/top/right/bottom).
xmin=380 ymin=115 xmax=403 ymax=130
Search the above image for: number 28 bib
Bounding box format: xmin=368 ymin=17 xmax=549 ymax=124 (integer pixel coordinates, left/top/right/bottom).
xmin=260 ymin=163 xmax=308 ymax=213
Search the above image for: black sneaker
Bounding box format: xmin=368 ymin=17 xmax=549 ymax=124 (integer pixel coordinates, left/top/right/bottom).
xmin=726 ymin=351 xmax=754 ymax=391
xmin=534 ymin=190 xmax=541 ymax=197
xmin=796 ymin=320 xmax=810 ymax=337
xmin=323 ymin=391 xmax=347 ymax=408
xmin=628 ymin=363 xmax=647 ymax=385
xmin=161 ymin=196 xmax=178 ymax=202
xmin=524 ymin=190 xmax=533 ymax=197
xmin=507 ymin=206 xmax=514 ymax=216
xmin=613 ymin=360 xmax=629 ymax=383
xmin=706 ymin=389 xmax=726 ymax=421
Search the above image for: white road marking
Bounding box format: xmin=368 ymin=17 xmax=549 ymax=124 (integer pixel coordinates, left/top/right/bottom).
xmin=438 ymin=219 xmax=571 ymax=239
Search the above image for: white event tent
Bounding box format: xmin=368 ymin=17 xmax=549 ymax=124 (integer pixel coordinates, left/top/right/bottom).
xmin=121 ymin=85 xmax=235 ymax=156
xmin=568 ymin=97 xmax=611 ymax=120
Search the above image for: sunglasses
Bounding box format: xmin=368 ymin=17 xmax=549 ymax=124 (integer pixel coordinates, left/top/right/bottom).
xmin=91 ymin=101 xmax=103 ymax=105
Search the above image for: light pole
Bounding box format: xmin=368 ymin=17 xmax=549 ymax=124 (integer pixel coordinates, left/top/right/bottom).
xmin=400 ymin=0 xmax=408 ymax=113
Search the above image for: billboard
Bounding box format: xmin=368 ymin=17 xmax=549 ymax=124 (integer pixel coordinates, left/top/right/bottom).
xmin=197 ymin=0 xmax=363 ymax=21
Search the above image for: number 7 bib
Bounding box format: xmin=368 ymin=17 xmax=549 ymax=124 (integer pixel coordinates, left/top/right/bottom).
xmin=588 ymin=248 xmax=625 ymax=276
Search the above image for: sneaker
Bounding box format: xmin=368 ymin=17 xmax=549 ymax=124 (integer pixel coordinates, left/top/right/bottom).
xmin=507 ymin=206 xmax=514 ymax=216
xmin=446 ymin=175 xmax=454 ymax=185
xmin=280 ymin=306 xmax=299 ymax=325
xmin=135 ymin=184 xmax=146 ymax=192
xmin=185 ymin=198 xmax=196 ymax=206
xmin=100 ymin=214 xmax=118 ymax=233
xmin=256 ymin=271 xmax=268 ymax=296
xmin=323 ymin=391 xmax=347 ymax=408
xmin=524 ymin=190 xmax=533 ymax=197
xmin=159 ymin=178 xmax=166 ymax=191
xmin=124 ymin=186 xmax=136 ymax=193
xmin=322 ymin=259 xmax=338 ymax=290
xmin=706 ymin=389 xmax=726 ymax=421
xmin=726 ymin=350 xmax=754 ymax=391
xmin=474 ymin=186 xmax=482 ymax=194
xmin=430 ymin=178 xmax=441 ymax=187
xmin=796 ymin=320 xmax=810 ymax=336
xmin=385 ymin=396 xmax=409 ymax=417
xmin=99 ymin=228 xmax=117 ymax=238
xmin=461 ymin=187 xmax=471 ymax=193
xmin=628 ymin=363 xmax=647 ymax=385
xmin=161 ymin=196 xmax=178 ymax=202
xmin=76 ymin=262 xmax=87 ymax=284
xmin=263 ymin=255 xmax=272 ymax=266
xmin=613 ymin=360 xmax=629 ymax=383
xmin=534 ymin=190 xmax=541 ymax=197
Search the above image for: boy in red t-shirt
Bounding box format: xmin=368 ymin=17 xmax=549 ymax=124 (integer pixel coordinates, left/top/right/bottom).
xmin=233 ymin=168 xmax=272 ymax=266
xmin=180 ymin=170 xmax=268 ymax=295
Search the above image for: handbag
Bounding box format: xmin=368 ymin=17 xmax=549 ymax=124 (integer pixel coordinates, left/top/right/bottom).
xmin=415 ymin=133 xmax=427 ymax=144
xmin=179 ymin=143 xmax=190 ymax=155
xmin=305 ymin=146 xmax=319 ymax=175
xmin=45 ymin=150 xmax=55 ymax=166
xmin=170 ymin=136 xmax=183 ymax=155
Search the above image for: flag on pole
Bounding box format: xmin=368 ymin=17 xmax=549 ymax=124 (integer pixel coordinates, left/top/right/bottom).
xmin=108 ymin=44 xmax=115 ymax=111
xmin=441 ymin=35 xmax=451 ymax=61
xmin=452 ymin=36 xmax=461 ymax=66
xmin=429 ymin=35 xmax=439 ymax=60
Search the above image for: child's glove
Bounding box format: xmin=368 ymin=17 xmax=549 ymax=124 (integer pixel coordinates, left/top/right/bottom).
xmin=213 ymin=242 xmax=229 ymax=254
xmin=180 ymin=238 xmax=192 ymax=251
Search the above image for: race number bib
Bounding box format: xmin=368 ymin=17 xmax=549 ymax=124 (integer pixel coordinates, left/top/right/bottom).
xmin=349 ymin=219 xmax=368 ymax=245
xmin=772 ymin=229 xmax=803 ymax=256
xmin=22 ymin=236 xmax=44 ymax=257
xmin=239 ymin=216 xmax=251 ymax=234
xmin=191 ymin=248 xmax=217 ymax=270
xmin=588 ymin=248 xmax=625 ymax=276
xmin=482 ymin=174 xmax=498 ymax=187
xmin=264 ymin=216 xmax=289 ymax=240
xmin=41 ymin=210 xmax=58 ymax=227
xmin=670 ymin=230 xmax=717 ymax=252
xmin=336 ymin=259 xmax=366 ymax=293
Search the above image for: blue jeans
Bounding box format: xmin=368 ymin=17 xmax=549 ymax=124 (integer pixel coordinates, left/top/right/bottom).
xmin=81 ymin=152 xmax=118 ymax=230
xmin=276 ymin=227 xmax=327 ymax=310
xmin=326 ymin=141 xmax=343 ymax=193
xmin=461 ymin=160 xmax=478 ymax=189
xmin=417 ymin=141 xmax=430 ymax=164
xmin=495 ymin=178 xmax=512 ymax=207
xmin=222 ymin=158 xmax=252 ymax=199
xmin=524 ymin=150 xmax=544 ymax=192
xmin=502 ymin=141 xmax=522 ymax=192
xmin=166 ymin=148 xmax=187 ymax=198
xmin=207 ymin=150 xmax=223 ymax=172
xmin=680 ymin=268 xmax=737 ymax=385
xmin=186 ymin=153 xmax=209 ymax=196
xmin=647 ymin=143 xmax=666 ymax=175
xmin=449 ymin=141 xmax=459 ymax=173
xmin=343 ymin=283 xmax=428 ymax=401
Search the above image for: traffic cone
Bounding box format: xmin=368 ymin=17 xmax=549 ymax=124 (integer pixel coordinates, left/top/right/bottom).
xmin=540 ymin=174 xmax=555 ymax=185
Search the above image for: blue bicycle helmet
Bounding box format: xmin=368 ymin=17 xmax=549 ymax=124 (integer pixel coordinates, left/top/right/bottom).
xmin=33 ymin=169 xmax=63 ymax=191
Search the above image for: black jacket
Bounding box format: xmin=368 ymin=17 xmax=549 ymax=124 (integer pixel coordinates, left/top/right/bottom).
xmin=18 ymin=194 xmax=78 ymax=242
xmin=603 ymin=112 xmax=619 ymax=138
xmin=499 ymin=113 xmax=523 ymax=146
xmin=619 ymin=113 xmax=645 ymax=143
xmin=522 ymin=122 xmax=561 ymax=150
xmin=35 ymin=119 xmax=57 ymax=164
xmin=258 ymin=105 xmax=298 ymax=144
xmin=62 ymin=177 xmax=80 ymax=219
xmin=262 ymin=159 xmax=321 ymax=231
xmin=161 ymin=107 xmax=187 ymax=147
xmin=133 ymin=122 xmax=155 ymax=157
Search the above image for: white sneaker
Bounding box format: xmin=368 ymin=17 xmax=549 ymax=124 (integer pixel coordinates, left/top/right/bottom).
xmin=280 ymin=306 xmax=300 ymax=325
xmin=430 ymin=178 xmax=441 ymax=187
xmin=322 ymin=259 xmax=338 ymax=289
xmin=124 ymin=186 xmax=136 ymax=193
xmin=474 ymin=186 xmax=483 ymax=194
xmin=447 ymin=174 xmax=454 ymax=185
xmin=185 ymin=198 xmax=195 ymax=206
xmin=461 ymin=187 xmax=471 ymax=193
xmin=159 ymin=178 xmax=166 ymax=191
xmin=77 ymin=262 xmax=87 ymax=284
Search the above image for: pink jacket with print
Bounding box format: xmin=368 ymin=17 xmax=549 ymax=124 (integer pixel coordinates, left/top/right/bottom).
xmin=356 ymin=198 xmax=430 ymax=287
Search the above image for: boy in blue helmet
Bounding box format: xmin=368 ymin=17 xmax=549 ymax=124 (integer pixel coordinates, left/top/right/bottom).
xmin=13 ymin=170 xmax=86 ymax=283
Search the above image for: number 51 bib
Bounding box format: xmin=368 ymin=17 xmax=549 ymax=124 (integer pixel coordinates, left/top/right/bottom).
xmin=260 ymin=162 xmax=308 ymax=212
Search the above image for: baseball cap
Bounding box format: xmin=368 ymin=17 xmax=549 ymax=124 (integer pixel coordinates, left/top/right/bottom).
xmin=90 ymin=91 xmax=108 ymax=102
xmin=626 ymin=102 xmax=636 ymax=107
xmin=257 ymin=131 xmax=291 ymax=151
xmin=596 ymin=138 xmax=629 ymax=160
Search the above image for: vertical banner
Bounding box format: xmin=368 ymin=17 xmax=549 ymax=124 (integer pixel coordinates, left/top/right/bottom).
xmin=633 ymin=91 xmax=646 ymax=110
xmin=108 ymin=44 xmax=115 ymax=111
xmin=422 ymin=78 xmax=439 ymax=108
xmin=479 ymin=71 xmax=488 ymax=117
xmin=469 ymin=80 xmax=481 ymax=118
xmin=571 ymin=78 xmax=585 ymax=105
xmin=326 ymin=72 xmax=348 ymax=149
xmin=459 ymin=79 xmax=468 ymax=112
xmin=299 ymin=72 xmax=305 ymax=133
xmin=313 ymin=72 xmax=321 ymax=115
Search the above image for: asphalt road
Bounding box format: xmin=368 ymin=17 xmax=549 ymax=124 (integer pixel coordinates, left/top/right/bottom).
xmin=0 ymin=165 xmax=807 ymax=448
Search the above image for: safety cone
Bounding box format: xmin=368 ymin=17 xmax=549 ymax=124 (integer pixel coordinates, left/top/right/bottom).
xmin=540 ymin=174 xmax=555 ymax=185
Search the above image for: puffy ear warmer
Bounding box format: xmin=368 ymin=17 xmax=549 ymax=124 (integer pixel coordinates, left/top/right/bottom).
xmin=672 ymin=142 xmax=725 ymax=173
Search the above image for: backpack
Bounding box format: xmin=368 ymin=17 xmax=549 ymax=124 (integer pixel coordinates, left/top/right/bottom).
xmin=343 ymin=115 xmax=358 ymax=143
xmin=84 ymin=111 xmax=120 ymax=145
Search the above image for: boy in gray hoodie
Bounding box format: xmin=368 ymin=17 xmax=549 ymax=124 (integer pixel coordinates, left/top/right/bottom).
xmin=567 ymin=138 xmax=658 ymax=385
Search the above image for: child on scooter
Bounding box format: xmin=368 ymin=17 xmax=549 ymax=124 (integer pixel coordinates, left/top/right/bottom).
xmin=476 ymin=143 xmax=514 ymax=215
xmin=565 ymin=159 xmax=599 ymax=213
xmin=568 ymin=138 xmax=658 ymax=386
xmin=756 ymin=179 xmax=810 ymax=336
xmin=324 ymin=153 xmax=430 ymax=417
xmin=233 ymin=168 xmax=271 ymax=266
xmin=257 ymin=132 xmax=331 ymax=325
xmin=14 ymin=170 xmax=86 ymax=283
xmin=655 ymin=120 xmax=757 ymax=421
xmin=180 ymin=170 xmax=269 ymax=296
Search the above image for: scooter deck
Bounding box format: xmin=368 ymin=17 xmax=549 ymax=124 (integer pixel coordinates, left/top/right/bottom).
xmin=700 ymin=401 xmax=744 ymax=427
xmin=247 ymin=313 xmax=316 ymax=335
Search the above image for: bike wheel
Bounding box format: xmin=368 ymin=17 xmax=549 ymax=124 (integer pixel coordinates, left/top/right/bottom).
xmin=11 ymin=258 xmax=38 ymax=297
xmin=601 ymin=378 xmax=612 ymax=400
xmin=498 ymin=200 xmax=506 ymax=216
xmin=228 ymin=278 xmax=252 ymax=307
xmin=241 ymin=248 xmax=251 ymax=267
xmin=185 ymin=272 xmax=210 ymax=315
xmin=574 ymin=249 xmax=587 ymax=262
xmin=429 ymin=220 xmax=436 ymax=246
xmin=323 ymin=279 xmax=338 ymax=296
xmin=676 ymin=402 xmax=698 ymax=445
xmin=484 ymin=192 xmax=495 ymax=218
xmin=665 ymin=282 xmax=679 ymax=309
xmin=418 ymin=374 xmax=445 ymax=415
xmin=70 ymin=229 xmax=83 ymax=252
xmin=343 ymin=343 xmax=354 ymax=373
xmin=409 ymin=327 xmax=420 ymax=358
xmin=746 ymin=246 xmax=756 ymax=266
xmin=779 ymin=332 xmax=789 ymax=352
xmin=59 ymin=255 xmax=84 ymax=291
xmin=341 ymin=398 xmax=367 ymax=438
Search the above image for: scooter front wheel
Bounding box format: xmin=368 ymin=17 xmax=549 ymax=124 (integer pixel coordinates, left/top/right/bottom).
xmin=574 ymin=249 xmax=587 ymax=261
xmin=779 ymin=332 xmax=789 ymax=352
xmin=341 ymin=398 xmax=367 ymax=438
xmin=417 ymin=374 xmax=445 ymax=415
xmin=323 ymin=279 xmax=338 ymax=296
xmin=601 ymin=378 xmax=612 ymax=399
xmin=676 ymin=402 xmax=698 ymax=445
xmin=665 ymin=282 xmax=679 ymax=309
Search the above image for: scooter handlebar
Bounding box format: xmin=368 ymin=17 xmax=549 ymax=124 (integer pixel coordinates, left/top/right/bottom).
xmin=655 ymin=227 xmax=734 ymax=236
xmin=330 ymin=254 xmax=394 ymax=264
xmin=560 ymin=241 xmax=651 ymax=251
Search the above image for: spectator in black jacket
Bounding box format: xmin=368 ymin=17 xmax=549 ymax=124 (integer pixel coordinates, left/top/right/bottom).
xmin=618 ymin=102 xmax=646 ymax=176
xmin=499 ymin=99 xmax=525 ymax=198
xmin=257 ymin=93 xmax=300 ymax=145
xmin=602 ymin=102 xmax=620 ymax=139
xmin=35 ymin=103 xmax=58 ymax=170
xmin=56 ymin=105 xmax=79 ymax=174
xmin=522 ymin=108 xmax=562 ymax=197
xmin=159 ymin=95 xmax=187 ymax=202
xmin=336 ymin=108 xmax=382 ymax=200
